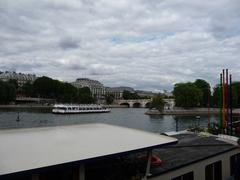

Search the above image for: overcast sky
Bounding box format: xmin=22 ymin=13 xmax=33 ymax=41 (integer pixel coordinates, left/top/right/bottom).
xmin=0 ymin=0 xmax=240 ymax=91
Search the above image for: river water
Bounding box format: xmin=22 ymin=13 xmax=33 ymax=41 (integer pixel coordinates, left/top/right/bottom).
xmin=0 ymin=108 xmax=220 ymax=133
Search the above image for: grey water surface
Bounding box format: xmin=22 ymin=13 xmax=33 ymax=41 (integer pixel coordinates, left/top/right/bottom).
xmin=0 ymin=108 xmax=219 ymax=133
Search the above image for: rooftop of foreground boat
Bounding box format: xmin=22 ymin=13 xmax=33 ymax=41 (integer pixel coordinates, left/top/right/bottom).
xmin=0 ymin=123 xmax=177 ymax=178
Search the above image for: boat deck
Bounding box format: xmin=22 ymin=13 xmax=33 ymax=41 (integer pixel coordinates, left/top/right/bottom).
xmin=149 ymin=133 xmax=238 ymax=178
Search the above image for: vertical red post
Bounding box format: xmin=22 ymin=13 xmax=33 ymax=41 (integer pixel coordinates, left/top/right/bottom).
xmin=222 ymin=69 xmax=226 ymax=131
xmin=230 ymin=74 xmax=233 ymax=135
xmin=220 ymin=74 xmax=223 ymax=131
xmin=208 ymin=88 xmax=210 ymax=129
xmin=226 ymin=69 xmax=229 ymax=134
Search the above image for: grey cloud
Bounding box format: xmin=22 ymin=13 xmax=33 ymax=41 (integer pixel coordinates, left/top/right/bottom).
xmin=59 ymin=38 xmax=80 ymax=50
xmin=1 ymin=0 xmax=240 ymax=91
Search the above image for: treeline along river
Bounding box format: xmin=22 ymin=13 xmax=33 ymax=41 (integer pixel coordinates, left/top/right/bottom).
xmin=0 ymin=108 xmax=221 ymax=133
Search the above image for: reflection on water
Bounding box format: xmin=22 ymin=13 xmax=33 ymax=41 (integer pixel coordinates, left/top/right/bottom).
xmin=0 ymin=108 xmax=221 ymax=133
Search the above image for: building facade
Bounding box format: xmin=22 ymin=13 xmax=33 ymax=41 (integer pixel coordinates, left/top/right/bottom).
xmin=105 ymin=86 xmax=135 ymax=99
xmin=136 ymin=90 xmax=157 ymax=98
xmin=72 ymin=78 xmax=106 ymax=100
xmin=0 ymin=71 xmax=37 ymax=87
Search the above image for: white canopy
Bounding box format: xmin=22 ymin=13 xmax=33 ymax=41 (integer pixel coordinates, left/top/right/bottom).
xmin=0 ymin=123 xmax=177 ymax=176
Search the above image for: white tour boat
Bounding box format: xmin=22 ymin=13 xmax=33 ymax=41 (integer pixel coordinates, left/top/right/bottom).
xmin=52 ymin=104 xmax=111 ymax=114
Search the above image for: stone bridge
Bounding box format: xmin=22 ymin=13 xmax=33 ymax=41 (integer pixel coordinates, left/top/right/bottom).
xmin=115 ymin=99 xmax=151 ymax=108
xmin=115 ymin=98 xmax=175 ymax=109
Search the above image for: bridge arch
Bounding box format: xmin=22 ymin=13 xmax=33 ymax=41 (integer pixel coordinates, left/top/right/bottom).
xmin=145 ymin=102 xmax=151 ymax=108
xmin=116 ymin=99 xmax=152 ymax=108
xmin=132 ymin=102 xmax=142 ymax=108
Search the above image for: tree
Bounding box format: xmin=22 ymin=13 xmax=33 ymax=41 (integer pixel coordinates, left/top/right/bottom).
xmin=33 ymin=76 xmax=55 ymax=98
xmin=8 ymin=79 xmax=18 ymax=89
xmin=194 ymin=79 xmax=211 ymax=107
xmin=77 ymin=87 xmax=95 ymax=104
xmin=22 ymin=81 xmax=34 ymax=97
xmin=122 ymin=90 xmax=140 ymax=100
xmin=150 ymin=95 xmax=165 ymax=112
xmin=105 ymin=94 xmax=114 ymax=104
xmin=231 ymin=82 xmax=240 ymax=108
xmin=212 ymin=82 xmax=240 ymax=108
xmin=173 ymin=83 xmax=203 ymax=107
xmin=33 ymin=76 xmax=79 ymax=103
xmin=0 ymin=81 xmax=16 ymax=104
xmin=212 ymin=85 xmax=220 ymax=107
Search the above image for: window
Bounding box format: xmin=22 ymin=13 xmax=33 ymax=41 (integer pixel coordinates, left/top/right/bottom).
xmin=230 ymin=153 xmax=240 ymax=176
xmin=205 ymin=161 xmax=222 ymax=180
xmin=59 ymin=107 xmax=67 ymax=110
xmin=172 ymin=172 xmax=194 ymax=180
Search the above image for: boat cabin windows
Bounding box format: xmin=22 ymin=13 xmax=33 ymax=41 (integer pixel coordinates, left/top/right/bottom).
xmin=58 ymin=107 xmax=67 ymax=110
xmin=205 ymin=160 xmax=222 ymax=180
xmin=171 ymin=171 xmax=194 ymax=180
xmin=230 ymin=153 xmax=240 ymax=177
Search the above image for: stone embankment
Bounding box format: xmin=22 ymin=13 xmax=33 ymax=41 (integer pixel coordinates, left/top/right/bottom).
xmin=0 ymin=104 xmax=53 ymax=109
xmin=145 ymin=108 xmax=240 ymax=116
xmin=103 ymin=104 xmax=128 ymax=108
xmin=0 ymin=104 xmax=128 ymax=109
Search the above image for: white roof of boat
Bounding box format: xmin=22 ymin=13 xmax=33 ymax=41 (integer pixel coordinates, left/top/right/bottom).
xmin=54 ymin=104 xmax=103 ymax=108
xmin=0 ymin=123 xmax=177 ymax=176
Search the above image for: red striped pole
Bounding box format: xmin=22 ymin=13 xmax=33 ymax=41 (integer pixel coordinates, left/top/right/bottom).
xmin=230 ymin=74 xmax=233 ymax=135
xmin=226 ymin=69 xmax=229 ymax=134
xmin=222 ymin=69 xmax=226 ymax=131
xmin=208 ymin=88 xmax=210 ymax=129
xmin=220 ymin=73 xmax=223 ymax=131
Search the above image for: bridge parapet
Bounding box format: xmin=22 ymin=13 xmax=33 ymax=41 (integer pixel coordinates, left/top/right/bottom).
xmin=115 ymin=98 xmax=175 ymax=109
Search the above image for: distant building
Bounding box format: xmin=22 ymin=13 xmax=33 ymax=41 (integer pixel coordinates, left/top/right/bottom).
xmin=163 ymin=90 xmax=173 ymax=98
xmin=106 ymin=86 xmax=135 ymax=99
xmin=72 ymin=78 xmax=106 ymax=100
xmin=0 ymin=71 xmax=37 ymax=87
xmin=135 ymin=90 xmax=156 ymax=98
xmin=164 ymin=98 xmax=175 ymax=110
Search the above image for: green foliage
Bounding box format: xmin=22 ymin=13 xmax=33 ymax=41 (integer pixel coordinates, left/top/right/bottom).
xmin=105 ymin=94 xmax=114 ymax=104
xmin=0 ymin=81 xmax=16 ymax=104
xmin=212 ymin=82 xmax=240 ymax=108
xmin=122 ymin=90 xmax=140 ymax=100
xmin=150 ymin=95 xmax=165 ymax=111
xmin=212 ymin=85 xmax=220 ymax=107
xmin=33 ymin=76 xmax=94 ymax=103
xmin=194 ymin=79 xmax=210 ymax=107
xmin=231 ymin=82 xmax=240 ymax=107
xmin=33 ymin=76 xmax=56 ymax=98
xmin=77 ymin=87 xmax=95 ymax=104
xmin=173 ymin=82 xmax=203 ymax=107
xmin=22 ymin=81 xmax=34 ymax=97
xmin=8 ymin=79 xmax=18 ymax=89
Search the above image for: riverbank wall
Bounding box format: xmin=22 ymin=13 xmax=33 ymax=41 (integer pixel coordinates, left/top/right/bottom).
xmin=145 ymin=108 xmax=240 ymax=116
xmin=103 ymin=104 xmax=128 ymax=108
xmin=0 ymin=104 xmax=129 ymax=109
xmin=0 ymin=104 xmax=53 ymax=109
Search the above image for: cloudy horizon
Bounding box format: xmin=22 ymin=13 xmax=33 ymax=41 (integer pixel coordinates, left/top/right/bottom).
xmin=0 ymin=0 xmax=240 ymax=91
